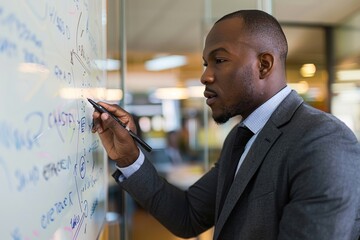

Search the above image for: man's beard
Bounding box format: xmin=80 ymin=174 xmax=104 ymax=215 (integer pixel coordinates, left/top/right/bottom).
xmin=211 ymin=66 xmax=254 ymax=125
xmin=213 ymin=107 xmax=235 ymax=124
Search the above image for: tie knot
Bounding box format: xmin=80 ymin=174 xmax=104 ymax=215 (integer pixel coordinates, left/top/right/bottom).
xmin=235 ymin=126 xmax=254 ymax=147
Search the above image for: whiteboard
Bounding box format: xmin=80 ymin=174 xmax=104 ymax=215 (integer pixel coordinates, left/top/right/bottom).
xmin=0 ymin=0 xmax=107 ymax=239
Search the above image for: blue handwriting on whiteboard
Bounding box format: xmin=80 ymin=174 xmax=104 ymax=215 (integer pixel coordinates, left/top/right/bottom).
xmin=48 ymin=110 xmax=76 ymax=143
xmin=0 ymin=11 xmax=42 ymax=48
xmin=0 ymin=111 xmax=43 ymax=151
xmin=47 ymin=4 xmax=70 ymax=39
xmin=0 ymin=110 xmax=87 ymax=150
xmin=0 ymin=37 xmax=17 ymax=58
xmin=42 ymin=155 xmax=71 ymax=181
xmin=81 ymin=174 xmax=99 ymax=195
xmin=88 ymin=139 xmax=99 ymax=153
xmin=23 ymin=48 xmax=45 ymax=65
xmin=40 ymin=191 xmax=73 ymax=229
xmin=11 ymin=228 xmax=21 ymax=240
xmin=70 ymin=213 xmax=80 ymax=229
xmin=15 ymin=165 xmax=40 ymax=192
xmin=90 ymin=198 xmax=98 ymax=217
xmin=79 ymin=155 xmax=86 ymax=179
xmin=54 ymin=65 xmax=73 ymax=84
xmin=73 ymin=156 xmax=82 ymax=179
xmin=0 ymin=156 xmax=12 ymax=190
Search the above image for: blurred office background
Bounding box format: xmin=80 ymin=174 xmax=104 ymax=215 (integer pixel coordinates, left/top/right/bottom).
xmin=103 ymin=0 xmax=360 ymax=239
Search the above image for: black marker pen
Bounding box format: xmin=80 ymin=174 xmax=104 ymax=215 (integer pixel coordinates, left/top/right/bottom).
xmin=88 ymin=98 xmax=152 ymax=152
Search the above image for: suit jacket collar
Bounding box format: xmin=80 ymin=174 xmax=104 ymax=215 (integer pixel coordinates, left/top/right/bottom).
xmin=214 ymin=91 xmax=304 ymax=239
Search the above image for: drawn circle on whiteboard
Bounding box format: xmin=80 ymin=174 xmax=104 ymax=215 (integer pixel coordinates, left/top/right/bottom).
xmin=80 ymin=156 xmax=86 ymax=179
xmin=83 ymin=200 xmax=89 ymax=217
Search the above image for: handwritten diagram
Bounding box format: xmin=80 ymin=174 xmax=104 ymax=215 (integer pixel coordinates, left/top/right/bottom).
xmin=0 ymin=1 xmax=107 ymax=239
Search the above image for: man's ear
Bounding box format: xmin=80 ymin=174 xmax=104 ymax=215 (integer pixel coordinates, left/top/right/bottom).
xmin=258 ymin=53 xmax=274 ymax=79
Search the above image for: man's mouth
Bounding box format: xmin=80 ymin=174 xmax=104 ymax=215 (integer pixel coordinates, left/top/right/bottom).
xmin=204 ymin=89 xmax=218 ymax=105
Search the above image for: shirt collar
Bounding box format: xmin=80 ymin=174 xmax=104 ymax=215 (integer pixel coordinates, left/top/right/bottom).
xmin=242 ymin=86 xmax=292 ymax=134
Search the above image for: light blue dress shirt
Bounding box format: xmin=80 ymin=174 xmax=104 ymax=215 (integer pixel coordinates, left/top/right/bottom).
xmin=236 ymin=86 xmax=291 ymax=175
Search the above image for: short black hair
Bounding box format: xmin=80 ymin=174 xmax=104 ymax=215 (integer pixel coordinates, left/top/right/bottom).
xmin=216 ymin=10 xmax=288 ymax=65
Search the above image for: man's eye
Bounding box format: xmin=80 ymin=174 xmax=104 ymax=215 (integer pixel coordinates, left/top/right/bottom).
xmin=215 ymin=59 xmax=226 ymax=64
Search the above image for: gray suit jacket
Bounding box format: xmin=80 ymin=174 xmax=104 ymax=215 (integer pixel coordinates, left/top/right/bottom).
xmin=119 ymin=91 xmax=360 ymax=240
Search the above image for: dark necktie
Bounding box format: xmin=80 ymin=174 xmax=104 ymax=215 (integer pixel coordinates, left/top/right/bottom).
xmin=219 ymin=126 xmax=254 ymax=212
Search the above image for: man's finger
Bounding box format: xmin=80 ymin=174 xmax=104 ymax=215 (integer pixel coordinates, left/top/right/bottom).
xmin=98 ymin=102 xmax=137 ymax=133
xmin=100 ymin=112 xmax=132 ymax=141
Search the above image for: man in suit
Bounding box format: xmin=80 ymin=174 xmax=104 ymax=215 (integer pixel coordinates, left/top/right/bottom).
xmin=92 ymin=10 xmax=360 ymax=239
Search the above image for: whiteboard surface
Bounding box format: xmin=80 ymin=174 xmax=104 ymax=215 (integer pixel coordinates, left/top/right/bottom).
xmin=0 ymin=0 xmax=107 ymax=239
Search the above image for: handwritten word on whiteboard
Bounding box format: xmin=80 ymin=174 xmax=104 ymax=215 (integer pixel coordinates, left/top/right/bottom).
xmin=0 ymin=0 xmax=107 ymax=239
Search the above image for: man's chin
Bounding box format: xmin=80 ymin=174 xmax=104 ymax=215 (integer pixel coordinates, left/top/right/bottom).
xmin=212 ymin=114 xmax=230 ymax=125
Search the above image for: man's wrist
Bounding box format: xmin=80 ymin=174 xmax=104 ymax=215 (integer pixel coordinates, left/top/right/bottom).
xmin=114 ymin=148 xmax=145 ymax=180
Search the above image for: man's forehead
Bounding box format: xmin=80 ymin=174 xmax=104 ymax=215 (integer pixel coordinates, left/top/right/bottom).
xmin=205 ymin=18 xmax=246 ymax=44
xmin=211 ymin=17 xmax=245 ymax=35
xmin=203 ymin=35 xmax=256 ymax=58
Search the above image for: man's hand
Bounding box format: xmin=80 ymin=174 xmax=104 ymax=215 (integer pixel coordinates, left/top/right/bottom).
xmin=91 ymin=102 xmax=140 ymax=167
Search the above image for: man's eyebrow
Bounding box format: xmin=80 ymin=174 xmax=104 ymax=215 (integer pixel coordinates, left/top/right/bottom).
xmin=209 ymin=47 xmax=229 ymax=56
xmin=203 ymin=47 xmax=230 ymax=60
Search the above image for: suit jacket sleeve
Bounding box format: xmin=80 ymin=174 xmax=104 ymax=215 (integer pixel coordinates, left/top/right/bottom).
xmin=118 ymin=155 xmax=218 ymax=238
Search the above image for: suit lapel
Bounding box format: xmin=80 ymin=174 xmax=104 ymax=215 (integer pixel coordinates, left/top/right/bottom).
xmin=214 ymin=91 xmax=304 ymax=239
xmin=215 ymin=126 xmax=238 ymax=217
xmin=217 ymin=131 xmax=249 ymax=213
xmin=214 ymin=125 xmax=281 ymax=238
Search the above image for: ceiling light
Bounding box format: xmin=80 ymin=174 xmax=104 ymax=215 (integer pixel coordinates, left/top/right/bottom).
xmin=187 ymin=86 xmax=205 ymax=98
xmin=94 ymin=59 xmax=120 ymax=71
xmin=59 ymin=87 xmax=106 ymax=99
xmin=337 ymin=69 xmax=360 ymax=81
xmin=18 ymin=63 xmax=49 ymax=74
xmin=59 ymin=88 xmax=122 ymax=101
xmin=288 ymin=81 xmax=309 ymax=94
xmin=153 ymin=87 xmax=189 ymax=99
xmin=145 ymin=55 xmax=187 ymax=71
xmin=300 ymin=63 xmax=316 ymax=77
xmin=105 ymin=88 xmax=123 ymax=101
